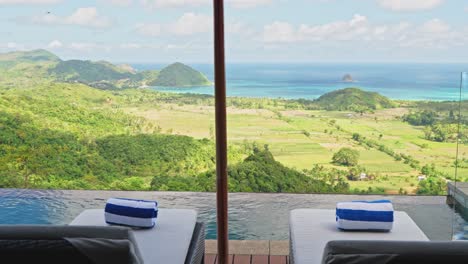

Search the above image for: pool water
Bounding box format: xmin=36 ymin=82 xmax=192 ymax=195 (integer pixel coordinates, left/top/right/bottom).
xmin=0 ymin=189 xmax=465 ymax=240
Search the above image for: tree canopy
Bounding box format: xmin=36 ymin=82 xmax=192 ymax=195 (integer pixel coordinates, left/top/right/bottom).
xmin=332 ymin=147 xmax=360 ymax=166
xmin=151 ymin=148 xmax=350 ymax=194
xmin=315 ymin=88 xmax=395 ymax=112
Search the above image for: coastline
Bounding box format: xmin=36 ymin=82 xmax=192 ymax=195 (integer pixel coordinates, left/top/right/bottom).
xmin=148 ymin=86 xmax=463 ymax=103
xmin=132 ymin=62 xmax=467 ymax=102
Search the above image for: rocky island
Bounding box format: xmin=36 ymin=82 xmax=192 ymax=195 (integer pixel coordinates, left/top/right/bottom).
xmin=342 ymin=74 xmax=355 ymax=82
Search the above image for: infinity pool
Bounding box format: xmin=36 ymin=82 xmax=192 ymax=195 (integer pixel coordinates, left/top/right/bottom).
xmin=0 ymin=189 xmax=465 ymax=240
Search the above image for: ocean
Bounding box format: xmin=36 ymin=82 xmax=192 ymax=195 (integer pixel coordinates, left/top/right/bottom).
xmin=132 ymin=63 xmax=467 ymax=101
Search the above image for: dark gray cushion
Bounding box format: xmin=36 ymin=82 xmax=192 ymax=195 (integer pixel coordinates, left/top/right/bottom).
xmin=0 ymin=225 xmax=143 ymax=264
xmin=322 ymin=240 xmax=468 ymax=264
xmin=0 ymin=239 xmax=94 ymax=264
xmin=0 ymin=225 xmax=131 ymax=240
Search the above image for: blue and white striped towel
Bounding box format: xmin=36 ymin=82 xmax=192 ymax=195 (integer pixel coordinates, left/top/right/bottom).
xmin=336 ymin=200 xmax=394 ymax=231
xmin=105 ymin=198 xmax=158 ymax=228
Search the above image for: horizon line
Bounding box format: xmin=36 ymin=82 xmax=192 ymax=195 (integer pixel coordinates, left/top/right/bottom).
xmin=3 ymin=49 xmax=468 ymax=65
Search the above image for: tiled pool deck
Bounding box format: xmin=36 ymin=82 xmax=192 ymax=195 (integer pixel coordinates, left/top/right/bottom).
xmin=204 ymin=253 xmax=289 ymax=264
xmin=204 ymin=240 xmax=290 ymax=264
xmin=205 ymin=240 xmax=289 ymax=255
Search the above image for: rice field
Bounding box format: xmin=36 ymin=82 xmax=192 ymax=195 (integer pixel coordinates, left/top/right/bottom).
xmin=124 ymin=103 xmax=466 ymax=194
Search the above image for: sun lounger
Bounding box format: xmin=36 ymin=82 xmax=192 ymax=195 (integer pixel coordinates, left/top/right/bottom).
xmin=0 ymin=225 xmax=143 ymax=264
xmin=70 ymin=209 xmax=205 ymax=264
xmin=289 ymin=209 xmax=429 ymax=264
xmin=322 ymin=240 xmax=468 ymax=264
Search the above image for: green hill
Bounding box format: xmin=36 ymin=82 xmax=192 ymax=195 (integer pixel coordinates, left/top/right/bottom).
xmin=0 ymin=110 xmax=216 ymax=189
xmin=150 ymin=148 xmax=349 ymax=193
xmin=131 ymin=70 xmax=159 ymax=85
xmin=0 ymin=84 xmax=217 ymax=190
xmin=226 ymin=149 xmax=341 ymax=193
xmin=0 ymin=49 xmax=60 ymax=64
xmin=50 ymin=60 xmax=133 ymax=82
xmin=0 ymin=49 xmax=210 ymax=89
xmin=315 ymin=88 xmax=395 ymax=112
xmin=150 ymin=62 xmax=211 ymax=87
xmin=0 ymin=50 xmax=61 ymax=86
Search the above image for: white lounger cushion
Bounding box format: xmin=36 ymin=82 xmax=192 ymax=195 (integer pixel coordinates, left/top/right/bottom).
xmin=290 ymin=209 xmax=429 ymax=264
xmin=70 ymin=209 xmax=197 ymax=264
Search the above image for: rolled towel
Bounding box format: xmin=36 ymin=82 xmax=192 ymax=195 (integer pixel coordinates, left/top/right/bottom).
xmin=105 ymin=198 xmax=158 ymax=229
xmin=336 ymin=200 xmax=394 ymax=231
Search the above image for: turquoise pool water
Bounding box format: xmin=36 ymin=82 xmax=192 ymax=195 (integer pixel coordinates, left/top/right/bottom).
xmin=0 ymin=189 xmax=464 ymax=240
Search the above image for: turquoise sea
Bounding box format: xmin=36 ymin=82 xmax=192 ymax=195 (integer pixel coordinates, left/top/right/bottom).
xmin=133 ymin=63 xmax=467 ymax=101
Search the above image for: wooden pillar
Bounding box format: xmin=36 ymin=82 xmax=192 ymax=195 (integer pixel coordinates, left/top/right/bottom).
xmin=213 ymin=0 xmax=229 ymax=263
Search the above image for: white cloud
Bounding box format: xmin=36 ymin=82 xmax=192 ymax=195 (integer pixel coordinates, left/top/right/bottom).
xmin=118 ymin=43 xmax=165 ymax=50
xmin=226 ymin=21 xmax=255 ymax=36
xmin=135 ymin=13 xmax=211 ymax=37
xmin=399 ymin=18 xmax=462 ymax=48
xmin=65 ymin=7 xmax=112 ymax=28
xmin=142 ymin=0 xmax=208 ymax=8
xmin=142 ymin=0 xmax=270 ymax=9
xmin=136 ymin=13 xmax=254 ymax=38
xmin=169 ymin=13 xmax=212 ymax=35
xmin=0 ymin=42 xmax=26 ymax=51
xmin=69 ymin=42 xmax=97 ymax=51
xmin=120 ymin=43 xmax=142 ymax=49
xmin=0 ymin=0 xmax=60 ymax=4
xmin=263 ymin=14 xmax=373 ymax=43
xmin=135 ymin=23 xmax=161 ymax=36
xmin=7 ymin=42 xmax=17 ymax=48
xmin=228 ymin=0 xmax=272 ymax=9
xmin=67 ymin=42 xmax=112 ymax=53
xmin=421 ymin=18 xmax=450 ymax=33
xmin=99 ymin=0 xmax=132 ymax=6
xmin=47 ymin=40 xmax=63 ymax=49
xmin=298 ymin=14 xmax=369 ymax=41
xmin=378 ymin=0 xmax=443 ymax=11
xmin=263 ymin=21 xmax=298 ymax=43
xmin=32 ymin=7 xmax=112 ymax=28
xmin=164 ymin=42 xmax=199 ymax=50
xmin=261 ymin=15 xmax=467 ymax=52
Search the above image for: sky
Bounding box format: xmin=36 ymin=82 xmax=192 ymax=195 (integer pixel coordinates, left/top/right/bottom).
xmin=0 ymin=0 xmax=468 ymax=63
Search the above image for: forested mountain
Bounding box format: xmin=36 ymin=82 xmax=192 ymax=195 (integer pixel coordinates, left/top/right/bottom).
xmin=0 ymin=49 xmax=211 ymax=89
xmin=0 ymin=82 xmax=215 ymax=189
xmin=50 ymin=60 xmax=134 ymax=83
xmin=0 ymin=49 xmax=59 ymax=65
